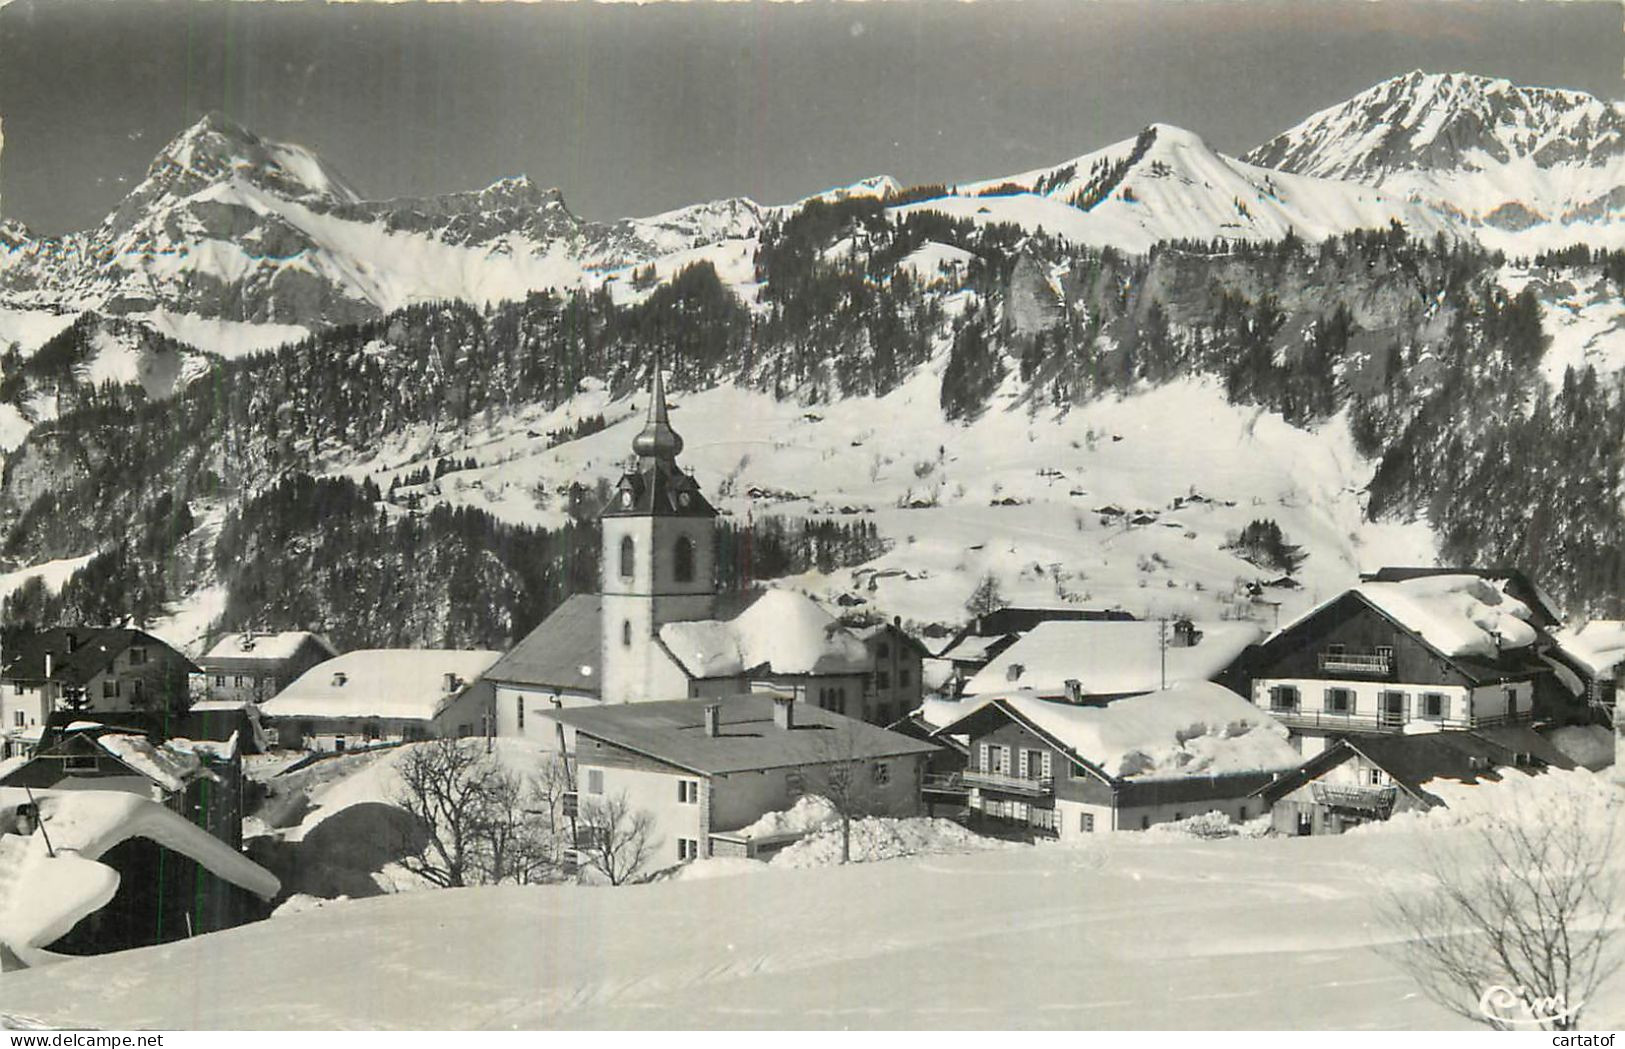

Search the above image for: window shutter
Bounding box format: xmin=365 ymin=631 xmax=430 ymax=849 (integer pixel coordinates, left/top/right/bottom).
xmin=1041 ymin=751 xmax=1052 ymax=779
xmin=979 ymin=743 xmax=989 ymax=771
xmin=1438 ymin=694 xmax=1450 ymax=720
xmin=1018 ymin=749 xmax=1029 ymax=778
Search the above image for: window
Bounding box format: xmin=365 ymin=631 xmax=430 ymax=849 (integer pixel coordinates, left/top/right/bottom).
xmin=1375 ymin=645 xmax=1395 ymax=665
xmin=128 ymin=647 xmax=147 ymax=666
xmin=132 ymin=680 xmax=143 ymax=700
xmin=65 ymin=753 xmax=98 ymax=772
xmin=877 ymin=642 xmax=891 ymax=660
xmin=1420 ymin=692 xmax=1448 ymax=720
xmin=622 ymin=620 xmax=632 ymax=647
xmin=1238 ymin=806 xmax=1248 ymax=821
xmin=234 ymin=675 xmax=246 ymax=689
xmin=786 ymin=770 xmax=804 ymax=796
xmin=516 ymin=697 xmax=525 ymax=730
xmin=872 ymin=761 xmax=891 ymax=785
xmin=876 ymin=670 xmax=891 ymax=690
xmin=1079 ymin=812 xmax=1095 ymax=833
xmin=586 ymin=769 xmax=604 ymax=795
xmin=619 ymin=535 xmax=635 ymax=579
xmin=14 ymin=711 xmax=25 ymax=728
xmin=994 ymin=745 xmax=1010 ymax=775
xmin=12 ymin=682 xmax=21 ymax=695
xmin=334 ymin=737 xmax=347 ymax=752
xmin=899 ymin=668 xmax=912 ymax=688
xmin=678 ymin=838 xmax=699 ymax=861
xmin=1368 ymin=768 xmax=1383 ymax=786
xmin=678 ymin=780 xmax=699 ymax=804
xmin=213 ymin=675 xmax=225 ymax=688
xmin=1141 ymin=816 xmax=1150 ymax=830
xmin=103 ymin=680 xmax=119 ymax=699
xmin=1269 ymin=685 xmax=1300 ymax=712
xmin=674 ymin=537 xmax=695 ymax=583
xmin=1325 ymin=687 xmax=1353 ymax=714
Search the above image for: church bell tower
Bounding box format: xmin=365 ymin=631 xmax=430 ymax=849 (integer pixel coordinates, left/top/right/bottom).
xmin=598 ymin=357 xmax=717 ymax=703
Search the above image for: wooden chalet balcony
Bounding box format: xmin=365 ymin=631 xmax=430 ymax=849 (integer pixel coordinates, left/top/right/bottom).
xmin=1311 ymin=782 xmax=1398 ymax=818
xmin=1268 ymin=708 xmax=1531 ymax=733
xmin=1269 ymin=710 xmax=1403 ymax=733
xmin=962 ymin=769 xmax=1054 ymax=796
xmin=1317 ymin=650 xmax=1394 ymax=676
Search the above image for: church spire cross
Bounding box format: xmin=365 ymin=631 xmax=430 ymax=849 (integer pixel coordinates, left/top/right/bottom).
xmin=632 ymin=352 xmax=684 ymax=461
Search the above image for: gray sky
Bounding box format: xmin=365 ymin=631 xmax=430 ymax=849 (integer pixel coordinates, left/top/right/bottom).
xmin=2 ymin=0 xmax=1621 ymax=235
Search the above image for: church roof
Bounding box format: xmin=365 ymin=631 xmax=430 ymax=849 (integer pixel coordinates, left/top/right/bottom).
xmin=483 ymin=594 xmax=602 ymax=695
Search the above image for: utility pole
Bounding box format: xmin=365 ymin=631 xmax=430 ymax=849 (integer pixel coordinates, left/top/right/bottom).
xmin=1158 ymin=616 xmax=1168 ymax=691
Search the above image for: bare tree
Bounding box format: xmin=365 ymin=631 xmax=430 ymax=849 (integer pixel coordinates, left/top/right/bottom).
xmin=1378 ymin=798 xmax=1624 ymax=1031
xmin=390 ymin=738 xmax=567 ymax=888
xmin=805 ymin=720 xmax=882 ymax=864
xmin=391 ymin=737 xmax=494 ymax=888
xmin=575 ymin=791 xmax=657 ymax=886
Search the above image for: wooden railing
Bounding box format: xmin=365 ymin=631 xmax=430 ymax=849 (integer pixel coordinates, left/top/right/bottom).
xmin=963 ymin=769 xmax=1054 ymax=796
xmin=1311 ymin=782 xmax=1398 ymax=816
xmin=1317 ymin=651 xmax=1394 ymax=675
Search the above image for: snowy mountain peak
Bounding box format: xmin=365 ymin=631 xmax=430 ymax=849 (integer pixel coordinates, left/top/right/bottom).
xmin=103 ymin=113 xmax=363 ymax=235
xmin=1246 ymin=71 xmax=1625 ymax=181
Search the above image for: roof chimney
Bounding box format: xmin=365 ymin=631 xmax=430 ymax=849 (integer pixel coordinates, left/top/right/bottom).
xmin=1006 ymin=662 xmax=1025 ymax=683
xmin=43 ymin=653 xmax=53 ymax=679
xmin=703 ymin=703 xmax=721 ymax=737
xmin=772 ymin=695 xmax=794 ymax=730
xmin=443 ymin=672 xmax=461 ymax=694
xmin=1064 ymin=678 xmax=1082 ymax=703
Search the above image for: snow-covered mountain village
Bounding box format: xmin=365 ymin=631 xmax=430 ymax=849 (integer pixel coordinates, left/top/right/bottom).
xmin=1 ymin=0 xmax=1624 ymax=1029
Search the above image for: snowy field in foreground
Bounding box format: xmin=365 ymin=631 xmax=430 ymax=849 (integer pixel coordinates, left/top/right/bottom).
xmin=5 ymin=770 xmax=1621 ymax=1031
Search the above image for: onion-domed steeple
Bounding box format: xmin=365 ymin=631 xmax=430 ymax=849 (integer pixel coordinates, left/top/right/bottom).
xmin=631 ymin=356 xmax=684 ymax=463
xmin=601 ymin=354 xmax=715 ymax=520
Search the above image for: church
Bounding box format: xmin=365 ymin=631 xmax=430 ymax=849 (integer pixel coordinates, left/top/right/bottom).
xmin=486 ymin=362 xmax=923 ymax=748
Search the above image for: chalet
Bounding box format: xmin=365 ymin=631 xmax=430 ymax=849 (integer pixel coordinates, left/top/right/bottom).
xmin=1550 ymin=620 xmax=1624 ymax=719
xmin=934 ymin=682 xmax=1301 ymax=836
xmin=1244 ymin=574 xmax=1551 ymax=758
xmin=961 ymin=619 xmax=1262 ymax=700
xmin=1257 ymin=727 xmax=1576 ymax=836
xmin=0 ymin=627 xmax=198 ymax=758
xmin=259 ymin=649 xmax=501 ymax=751
xmin=1 ymin=718 xmax=246 ymax=848
xmin=546 ymin=693 xmax=937 ymax=866
xmin=199 ymin=631 xmax=338 ymax=705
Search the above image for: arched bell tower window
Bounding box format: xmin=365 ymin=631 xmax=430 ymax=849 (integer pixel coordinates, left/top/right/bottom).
xmin=674 ymin=536 xmax=695 ymax=583
xmin=622 ymin=620 xmax=632 ymax=647
xmin=619 ymin=535 xmax=635 ymax=579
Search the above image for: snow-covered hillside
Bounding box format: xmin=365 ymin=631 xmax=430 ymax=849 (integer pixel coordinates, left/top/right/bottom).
xmin=4 ymin=767 xmax=1619 ymax=1029
xmin=329 ymin=370 xmax=1431 ymax=634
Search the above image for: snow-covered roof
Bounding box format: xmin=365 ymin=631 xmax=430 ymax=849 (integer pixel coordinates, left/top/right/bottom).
xmin=89 ymin=734 xmax=223 ymax=793
xmin=937 ymin=634 xmax=1013 ymax=663
xmin=0 ymin=789 xmax=280 ymax=966
xmin=659 ymin=589 xmax=869 ymax=679
xmin=260 ymin=649 xmax=502 ymax=722
xmin=943 ymin=682 xmax=1300 ymax=782
xmin=963 ymin=620 xmax=1261 ymax=697
xmin=1354 ymin=575 xmax=1538 ymax=659
xmin=1553 ymin=620 xmax=1625 ymax=678
xmin=202 ymin=631 xmax=335 ymax=665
